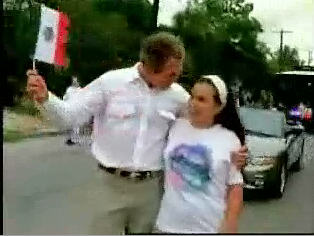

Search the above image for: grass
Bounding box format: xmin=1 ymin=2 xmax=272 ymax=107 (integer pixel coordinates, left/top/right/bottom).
xmin=4 ymin=104 xmax=59 ymax=142
xmin=10 ymin=95 xmax=41 ymax=116
xmin=3 ymin=130 xmax=29 ymax=143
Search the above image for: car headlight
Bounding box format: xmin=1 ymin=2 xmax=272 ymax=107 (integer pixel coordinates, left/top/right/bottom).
xmin=249 ymin=156 xmax=276 ymax=166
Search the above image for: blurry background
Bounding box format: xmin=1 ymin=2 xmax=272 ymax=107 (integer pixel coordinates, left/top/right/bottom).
xmin=4 ymin=0 xmax=313 ymax=106
xmin=3 ymin=1 xmax=314 ymax=234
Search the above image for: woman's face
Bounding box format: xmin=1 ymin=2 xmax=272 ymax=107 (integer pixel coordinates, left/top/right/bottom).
xmin=188 ymin=82 xmax=221 ymax=128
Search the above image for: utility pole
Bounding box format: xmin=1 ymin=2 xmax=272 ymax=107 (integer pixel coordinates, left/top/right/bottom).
xmin=151 ymin=0 xmax=160 ymax=31
xmin=272 ymin=29 xmax=293 ymax=71
xmin=308 ymin=51 xmax=313 ymax=66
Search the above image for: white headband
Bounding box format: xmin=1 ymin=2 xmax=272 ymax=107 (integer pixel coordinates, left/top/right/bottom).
xmin=201 ymin=75 xmax=228 ymax=109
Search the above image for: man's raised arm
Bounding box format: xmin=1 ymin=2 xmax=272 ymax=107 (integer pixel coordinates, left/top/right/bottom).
xmin=26 ymin=69 xmax=106 ymax=128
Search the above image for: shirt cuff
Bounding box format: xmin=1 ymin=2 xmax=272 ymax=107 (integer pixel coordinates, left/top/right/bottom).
xmin=228 ymin=165 xmax=244 ymax=185
xmin=41 ymin=91 xmax=59 ymax=110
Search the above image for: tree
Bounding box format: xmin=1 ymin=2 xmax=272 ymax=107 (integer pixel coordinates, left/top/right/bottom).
xmin=61 ymin=0 xmax=153 ymax=85
xmin=151 ymin=0 xmax=159 ymax=31
xmin=4 ymin=0 xmax=155 ymax=104
xmin=171 ymin=0 xmax=271 ymax=94
xmin=4 ymin=1 xmax=41 ymax=105
xmin=268 ymin=45 xmax=303 ymax=73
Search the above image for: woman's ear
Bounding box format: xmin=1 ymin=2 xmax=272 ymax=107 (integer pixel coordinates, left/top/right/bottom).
xmin=214 ymin=103 xmax=223 ymax=116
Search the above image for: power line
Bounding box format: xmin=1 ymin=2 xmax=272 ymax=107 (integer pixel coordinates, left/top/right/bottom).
xmin=308 ymin=51 xmax=313 ymax=66
xmin=272 ymin=29 xmax=293 ymax=54
xmin=272 ymin=29 xmax=293 ymax=71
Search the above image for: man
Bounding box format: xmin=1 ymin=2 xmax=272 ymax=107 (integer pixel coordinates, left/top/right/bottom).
xmin=27 ymin=32 xmax=247 ymax=234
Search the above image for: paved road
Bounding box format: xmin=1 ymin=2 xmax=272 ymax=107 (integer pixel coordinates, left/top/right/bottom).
xmin=3 ymin=135 xmax=314 ymax=234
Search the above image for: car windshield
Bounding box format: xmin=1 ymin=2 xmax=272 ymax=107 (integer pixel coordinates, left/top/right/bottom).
xmin=239 ymin=107 xmax=285 ymax=138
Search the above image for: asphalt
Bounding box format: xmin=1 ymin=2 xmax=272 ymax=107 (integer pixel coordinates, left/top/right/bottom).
xmin=3 ymin=134 xmax=314 ymax=234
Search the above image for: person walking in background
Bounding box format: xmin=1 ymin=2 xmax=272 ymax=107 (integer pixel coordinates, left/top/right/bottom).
xmin=63 ymin=76 xmax=81 ymax=145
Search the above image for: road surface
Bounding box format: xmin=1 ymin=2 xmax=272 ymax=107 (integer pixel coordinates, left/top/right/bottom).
xmin=3 ymin=135 xmax=314 ymax=234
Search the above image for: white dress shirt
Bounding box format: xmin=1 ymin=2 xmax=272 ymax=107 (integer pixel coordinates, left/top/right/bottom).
xmin=42 ymin=64 xmax=190 ymax=171
xmin=62 ymin=86 xmax=80 ymax=101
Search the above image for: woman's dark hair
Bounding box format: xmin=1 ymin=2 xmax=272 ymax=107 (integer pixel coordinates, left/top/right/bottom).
xmin=196 ymin=78 xmax=246 ymax=145
xmin=215 ymin=94 xmax=246 ymax=145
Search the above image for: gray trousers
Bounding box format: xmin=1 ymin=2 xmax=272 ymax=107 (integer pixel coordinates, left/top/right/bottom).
xmin=90 ymin=169 xmax=163 ymax=234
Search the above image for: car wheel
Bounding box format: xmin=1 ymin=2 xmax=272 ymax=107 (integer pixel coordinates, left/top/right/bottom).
xmin=273 ymin=163 xmax=287 ymax=198
xmin=294 ymin=154 xmax=305 ymax=171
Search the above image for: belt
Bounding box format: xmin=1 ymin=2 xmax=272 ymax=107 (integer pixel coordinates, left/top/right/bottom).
xmin=97 ymin=163 xmax=163 ymax=180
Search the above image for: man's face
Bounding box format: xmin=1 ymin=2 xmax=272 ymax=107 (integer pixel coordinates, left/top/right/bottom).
xmin=148 ymin=57 xmax=183 ymax=89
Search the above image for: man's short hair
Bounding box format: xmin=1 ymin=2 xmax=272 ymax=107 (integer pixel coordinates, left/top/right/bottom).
xmin=140 ymin=32 xmax=185 ymax=73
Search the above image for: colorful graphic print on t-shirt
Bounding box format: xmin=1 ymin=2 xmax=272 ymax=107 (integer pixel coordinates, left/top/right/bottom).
xmin=167 ymin=144 xmax=213 ymax=191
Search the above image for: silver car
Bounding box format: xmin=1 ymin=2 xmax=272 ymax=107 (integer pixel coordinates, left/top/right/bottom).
xmin=239 ymin=107 xmax=305 ymax=198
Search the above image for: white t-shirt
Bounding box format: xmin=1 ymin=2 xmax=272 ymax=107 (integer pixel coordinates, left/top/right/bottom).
xmin=156 ymin=118 xmax=243 ymax=233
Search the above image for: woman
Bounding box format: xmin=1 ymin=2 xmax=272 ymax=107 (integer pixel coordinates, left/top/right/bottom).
xmin=156 ymin=75 xmax=245 ymax=233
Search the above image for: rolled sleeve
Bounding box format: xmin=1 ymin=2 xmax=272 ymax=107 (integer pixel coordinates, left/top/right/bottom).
xmin=40 ymin=92 xmax=72 ymax=128
xmin=40 ymin=76 xmax=107 ymax=128
xmin=227 ymin=164 xmax=243 ymax=186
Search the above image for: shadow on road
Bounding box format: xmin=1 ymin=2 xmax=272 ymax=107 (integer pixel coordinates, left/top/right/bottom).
xmin=243 ymin=189 xmax=275 ymax=202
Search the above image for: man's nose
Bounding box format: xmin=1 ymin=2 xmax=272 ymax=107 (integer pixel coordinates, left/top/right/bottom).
xmin=170 ymin=71 xmax=177 ymax=77
xmin=171 ymin=71 xmax=180 ymax=80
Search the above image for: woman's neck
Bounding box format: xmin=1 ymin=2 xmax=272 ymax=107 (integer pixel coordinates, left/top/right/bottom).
xmin=188 ymin=116 xmax=215 ymax=129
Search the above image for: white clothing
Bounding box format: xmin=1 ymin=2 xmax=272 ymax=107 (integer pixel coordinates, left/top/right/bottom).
xmin=156 ymin=118 xmax=243 ymax=233
xmin=42 ymin=64 xmax=190 ymax=171
xmin=63 ymin=86 xmax=80 ymax=101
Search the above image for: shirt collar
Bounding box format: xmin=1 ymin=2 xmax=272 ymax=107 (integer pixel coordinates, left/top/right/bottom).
xmin=129 ymin=62 xmax=154 ymax=90
xmin=129 ymin=62 xmax=172 ymax=93
xmin=129 ymin=62 xmax=143 ymax=83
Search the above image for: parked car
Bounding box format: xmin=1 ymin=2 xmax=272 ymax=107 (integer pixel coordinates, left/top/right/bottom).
xmin=239 ymin=107 xmax=305 ymax=198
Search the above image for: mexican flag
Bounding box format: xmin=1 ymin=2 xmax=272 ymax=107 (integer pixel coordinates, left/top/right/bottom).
xmin=34 ymin=5 xmax=70 ymax=66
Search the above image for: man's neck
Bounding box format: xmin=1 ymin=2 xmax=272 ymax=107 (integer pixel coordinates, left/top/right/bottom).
xmin=137 ymin=62 xmax=154 ymax=89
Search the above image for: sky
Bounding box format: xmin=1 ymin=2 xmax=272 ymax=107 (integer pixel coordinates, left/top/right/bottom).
xmin=151 ymin=0 xmax=314 ymax=65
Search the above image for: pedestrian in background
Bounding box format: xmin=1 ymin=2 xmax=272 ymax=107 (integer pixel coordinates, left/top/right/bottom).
xmin=63 ymin=76 xmax=81 ymax=145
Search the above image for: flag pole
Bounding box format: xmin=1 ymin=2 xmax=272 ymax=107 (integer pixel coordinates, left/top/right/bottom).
xmin=33 ymin=59 xmax=36 ymax=70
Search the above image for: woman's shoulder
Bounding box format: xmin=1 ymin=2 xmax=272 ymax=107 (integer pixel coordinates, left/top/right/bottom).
xmin=169 ymin=118 xmax=198 ymax=136
xmin=214 ymin=125 xmax=241 ymax=148
xmin=171 ymin=118 xmax=190 ymax=130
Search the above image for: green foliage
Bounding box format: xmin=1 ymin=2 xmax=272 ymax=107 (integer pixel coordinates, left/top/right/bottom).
xmin=4 ymin=130 xmax=27 ymax=143
xmin=61 ymin=0 xmax=153 ymax=85
xmin=172 ymin=0 xmax=271 ymax=93
xmin=4 ymin=4 xmax=40 ymax=106
xmin=4 ymin=0 xmax=301 ymax=108
xmin=4 ymin=0 xmax=154 ymax=104
xmin=268 ymin=45 xmax=302 ymax=73
xmin=11 ymin=95 xmax=41 ymax=116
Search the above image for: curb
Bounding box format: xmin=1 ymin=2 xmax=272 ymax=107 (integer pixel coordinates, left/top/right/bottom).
xmin=29 ymin=129 xmax=68 ymax=138
xmin=4 ymin=129 xmax=68 ymax=143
